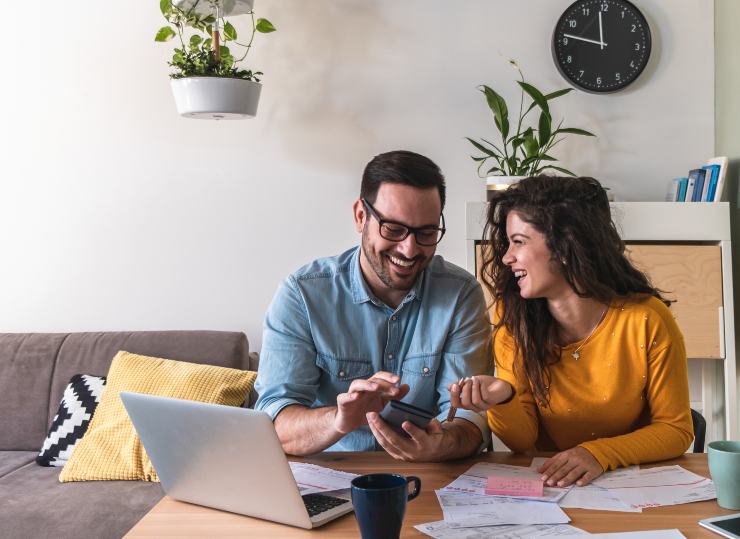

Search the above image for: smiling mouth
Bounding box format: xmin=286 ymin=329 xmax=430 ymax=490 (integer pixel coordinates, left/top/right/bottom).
xmin=514 ymin=270 xmax=528 ymax=284
xmin=388 ymin=254 xmax=416 ymax=270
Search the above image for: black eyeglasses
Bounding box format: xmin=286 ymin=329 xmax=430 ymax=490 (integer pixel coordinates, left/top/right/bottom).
xmin=362 ymin=198 xmax=446 ymax=246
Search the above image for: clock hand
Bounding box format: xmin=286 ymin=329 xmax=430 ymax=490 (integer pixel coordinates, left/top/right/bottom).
xmin=563 ymin=33 xmax=608 ymax=47
xmin=598 ymin=11 xmax=604 ymax=50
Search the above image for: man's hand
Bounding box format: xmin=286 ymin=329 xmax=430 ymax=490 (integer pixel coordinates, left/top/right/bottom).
xmin=448 ymin=375 xmax=513 ymax=413
xmin=365 ymin=411 xmax=480 ymax=462
xmin=334 ymin=371 xmax=409 ymax=435
xmin=538 ymin=446 xmax=604 ymax=487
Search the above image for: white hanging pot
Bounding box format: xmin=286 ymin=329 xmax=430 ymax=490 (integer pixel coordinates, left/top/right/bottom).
xmin=486 ymin=176 xmax=526 ymax=200
xmin=171 ymin=77 xmax=262 ymax=120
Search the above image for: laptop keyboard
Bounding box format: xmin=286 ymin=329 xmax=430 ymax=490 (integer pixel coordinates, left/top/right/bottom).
xmin=302 ymin=493 xmax=349 ymax=517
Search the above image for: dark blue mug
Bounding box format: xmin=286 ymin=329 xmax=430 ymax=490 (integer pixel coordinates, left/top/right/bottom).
xmin=350 ymin=473 xmax=421 ymax=539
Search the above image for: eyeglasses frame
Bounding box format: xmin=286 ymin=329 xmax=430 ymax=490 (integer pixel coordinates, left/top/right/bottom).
xmin=361 ymin=198 xmax=446 ymax=246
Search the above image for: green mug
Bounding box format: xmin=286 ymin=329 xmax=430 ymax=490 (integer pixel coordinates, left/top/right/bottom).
xmin=708 ymin=440 xmax=740 ymax=510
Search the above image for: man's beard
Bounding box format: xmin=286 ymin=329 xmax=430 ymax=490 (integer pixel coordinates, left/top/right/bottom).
xmin=361 ymin=230 xmax=427 ymax=291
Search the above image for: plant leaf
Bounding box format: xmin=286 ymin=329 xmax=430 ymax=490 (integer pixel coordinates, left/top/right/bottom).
xmin=544 ymin=88 xmax=572 ymax=100
xmin=486 ymin=166 xmax=505 ymax=175
xmin=538 ymin=111 xmax=552 ymax=147
xmin=223 ymin=21 xmax=237 ymax=41
xmin=160 ymin=0 xmax=172 ymax=16
xmin=517 ymin=81 xmax=550 ymax=117
xmin=256 ymin=18 xmax=277 ymax=33
xmin=556 ymin=127 xmax=597 ymax=137
xmin=189 ymin=34 xmax=202 ymax=47
xmin=541 ymin=165 xmax=577 ymax=176
xmin=466 ymin=137 xmax=499 ymax=158
xmin=155 ymin=26 xmax=176 ymax=42
xmin=480 ymin=85 xmax=509 ymax=140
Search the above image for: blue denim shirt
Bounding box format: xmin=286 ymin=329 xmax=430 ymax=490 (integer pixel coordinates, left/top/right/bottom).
xmin=254 ymin=246 xmax=493 ymax=452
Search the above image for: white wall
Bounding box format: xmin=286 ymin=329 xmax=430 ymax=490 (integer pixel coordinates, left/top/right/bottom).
xmin=0 ymin=0 xmax=714 ymax=349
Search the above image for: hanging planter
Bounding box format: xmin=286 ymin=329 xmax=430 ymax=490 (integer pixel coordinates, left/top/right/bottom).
xmin=171 ymin=77 xmax=261 ymax=119
xmin=155 ymin=0 xmax=276 ymax=120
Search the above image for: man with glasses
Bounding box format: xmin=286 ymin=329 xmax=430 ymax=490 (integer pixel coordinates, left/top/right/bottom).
xmin=255 ymin=150 xmax=494 ymax=462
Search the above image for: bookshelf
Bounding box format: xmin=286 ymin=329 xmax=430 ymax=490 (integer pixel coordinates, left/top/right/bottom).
xmin=466 ymin=201 xmax=737 ymax=443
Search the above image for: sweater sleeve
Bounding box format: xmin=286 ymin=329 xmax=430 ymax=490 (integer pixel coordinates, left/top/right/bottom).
xmin=486 ymin=329 xmax=540 ymax=452
xmin=580 ymin=317 xmax=694 ymax=470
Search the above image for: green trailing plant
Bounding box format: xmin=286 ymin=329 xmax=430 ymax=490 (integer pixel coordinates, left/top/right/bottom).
xmin=155 ymin=0 xmax=276 ymax=81
xmin=467 ymin=60 xmax=596 ymax=177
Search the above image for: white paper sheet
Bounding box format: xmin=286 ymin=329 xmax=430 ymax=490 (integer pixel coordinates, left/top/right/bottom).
xmin=557 ymin=484 xmax=641 ymax=512
xmin=436 ymin=490 xmax=571 ymax=528
xmin=555 ymin=530 xmax=686 ymax=538
xmin=415 ymin=521 xmax=588 ymax=538
xmin=590 ymin=465 xmax=716 ymax=509
xmin=442 ymin=462 xmax=571 ymax=503
xmin=289 ymin=462 xmax=357 ymax=495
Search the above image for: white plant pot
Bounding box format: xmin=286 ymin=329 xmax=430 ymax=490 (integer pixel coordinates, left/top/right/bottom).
xmin=170 ymin=77 xmax=262 ymax=120
xmin=486 ymin=176 xmax=526 ymax=200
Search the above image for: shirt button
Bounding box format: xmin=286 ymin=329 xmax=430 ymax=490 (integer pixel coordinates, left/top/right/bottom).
xmin=422 ymin=367 xmax=430 ymax=374
xmin=388 ymin=353 xmax=394 ymax=359
xmin=391 ymin=315 xmax=397 ymax=321
xmin=338 ymin=370 xmax=345 ymax=378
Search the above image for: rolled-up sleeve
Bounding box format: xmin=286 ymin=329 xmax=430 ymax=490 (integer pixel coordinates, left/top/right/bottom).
xmin=435 ymin=281 xmax=494 ymax=447
xmin=254 ymin=276 xmax=320 ymax=420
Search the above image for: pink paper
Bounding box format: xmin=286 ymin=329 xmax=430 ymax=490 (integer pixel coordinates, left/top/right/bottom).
xmin=484 ymin=475 xmax=544 ymax=497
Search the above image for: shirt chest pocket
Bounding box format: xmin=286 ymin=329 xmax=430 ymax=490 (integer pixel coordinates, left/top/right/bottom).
xmin=401 ymin=354 xmax=438 ymax=379
xmin=316 ymin=353 xmax=374 ymax=383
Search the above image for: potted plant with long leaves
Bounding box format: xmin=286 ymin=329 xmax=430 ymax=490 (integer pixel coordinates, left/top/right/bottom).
xmin=467 ymin=60 xmax=596 ymax=198
xmin=155 ymin=0 xmax=276 ymax=119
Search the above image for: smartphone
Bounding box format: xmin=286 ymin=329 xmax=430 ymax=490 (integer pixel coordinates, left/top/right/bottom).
xmin=378 ymin=400 xmax=434 ymax=435
xmin=699 ymin=513 xmax=740 ymax=538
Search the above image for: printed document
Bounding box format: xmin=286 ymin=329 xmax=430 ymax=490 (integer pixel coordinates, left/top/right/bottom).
xmin=415 ymin=521 xmax=587 ymax=538
xmin=289 ymin=462 xmax=357 ymax=495
xmin=556 ymin=530 xmax=686 ymax=538
xmin=443 ymin=462 xmax=571 ymax=503
xmin=436 ymin=490 xmax=571 ymax=528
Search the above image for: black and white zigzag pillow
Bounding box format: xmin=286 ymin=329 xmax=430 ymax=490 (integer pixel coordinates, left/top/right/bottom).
xmin=36 ymin=374 xmax=106 ymax=467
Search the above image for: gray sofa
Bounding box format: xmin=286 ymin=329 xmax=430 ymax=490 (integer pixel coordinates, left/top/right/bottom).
xmin=0 ymin=331 xmax=258 ymax=539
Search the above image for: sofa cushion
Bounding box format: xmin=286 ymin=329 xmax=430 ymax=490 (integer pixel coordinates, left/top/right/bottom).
xmin=59 ymin=351 xmax=257 ymax=482
xmin=0 ymin=451 xmax=36 ymax=478
xmin=37 ymin=374 xmax=106 ymax=467
xmin=0 ymin=334 xmax=68 ymax=451
xmin=0 ymin=457 xmax=163 ymax=539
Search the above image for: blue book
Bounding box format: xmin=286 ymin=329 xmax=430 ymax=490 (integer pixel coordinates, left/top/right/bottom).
xmin=676 ymin=177 xmax=688 ymax=202
xmin=688 ymin=169 xmax=706 ymax=202
xmin=702 ymin=165 xmax=721 ymax=201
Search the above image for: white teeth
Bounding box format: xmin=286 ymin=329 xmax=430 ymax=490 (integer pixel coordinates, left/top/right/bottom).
xmin=514 ymin=270 xmax=527 ymax=278
xmin=389 ymin=256 xmax=414 ymax=267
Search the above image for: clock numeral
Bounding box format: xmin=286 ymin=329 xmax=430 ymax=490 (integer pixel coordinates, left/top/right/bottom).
xmin=601 ymin=2 xmax=609 ymax=12
xmin=635 ymin=43 xmax=640 ymax=51
xmin=596 ymin=76 xmax=602 ymax=86
xmin=631 ymin=24 xmax=636 ymax=32
xmin=563 ymin=37 xmax=569 ymax=45
xmin=621 ymin=10 xmax=626 ymax=18
xmin=582 ymin=7 xmax=590 ymax=16
xmin=615 ymin=72 xmax=621 ymax=81
xmin=630 ymin=60 xmax=635 ymax=68
xmin=579 ymin=70 xmax=585 ymax=78
xmin=567 ymin=55 xmax=572 ymax=64
xmin=568 ymin=19 xmax=577 ymax=28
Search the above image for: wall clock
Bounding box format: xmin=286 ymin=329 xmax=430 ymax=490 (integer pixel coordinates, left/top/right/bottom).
xmin=552 ymin=0 xmax=652 ymax=93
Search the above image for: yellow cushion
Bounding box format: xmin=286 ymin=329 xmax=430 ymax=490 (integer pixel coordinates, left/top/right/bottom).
xmin=59 ymin=350 xmax=257 ymax=482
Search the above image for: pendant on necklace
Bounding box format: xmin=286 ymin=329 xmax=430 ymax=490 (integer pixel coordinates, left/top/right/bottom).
xmin=572 ymin=351 xmax=580 ymax=360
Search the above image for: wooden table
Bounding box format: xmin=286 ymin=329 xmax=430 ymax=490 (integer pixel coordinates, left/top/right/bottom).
xmin=126 ymin=452 xmax=735 ymax=538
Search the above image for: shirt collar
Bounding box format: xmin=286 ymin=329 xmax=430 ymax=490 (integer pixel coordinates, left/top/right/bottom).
xmin=350 ymin=246 xmax=426 ymax=306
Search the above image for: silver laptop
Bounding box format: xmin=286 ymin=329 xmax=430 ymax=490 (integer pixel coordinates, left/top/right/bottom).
xmin=120 ymin=392 xmax=353 ymax=529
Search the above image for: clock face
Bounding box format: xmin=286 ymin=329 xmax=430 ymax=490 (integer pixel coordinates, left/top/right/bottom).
xmin=552 ymin=0 xmax=651 ymax=93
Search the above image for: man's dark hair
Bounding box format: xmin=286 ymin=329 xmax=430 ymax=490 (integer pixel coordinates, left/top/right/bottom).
xmin=360 ymin=150 xmax=446 ymax=210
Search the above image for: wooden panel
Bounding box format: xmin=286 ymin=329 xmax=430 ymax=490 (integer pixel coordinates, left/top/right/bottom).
xmin=474 ymin=243 xmax=496 ymax=324
xmin=626 ymin=244 xmax=723 ymax=359
xmin=474 ymin=242 xmax=723 ymax=359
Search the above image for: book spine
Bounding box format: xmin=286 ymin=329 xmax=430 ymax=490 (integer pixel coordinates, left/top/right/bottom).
xmin=677 ymin=177 xmax=688 ymax=202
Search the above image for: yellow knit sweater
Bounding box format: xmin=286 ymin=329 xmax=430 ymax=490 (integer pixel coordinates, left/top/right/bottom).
xmin=488 ymin=296 xmax=694 ymax=471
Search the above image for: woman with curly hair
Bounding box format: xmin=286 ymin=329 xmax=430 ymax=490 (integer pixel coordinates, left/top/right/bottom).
xmin=450 ymin=176 xmax=693 ymax=487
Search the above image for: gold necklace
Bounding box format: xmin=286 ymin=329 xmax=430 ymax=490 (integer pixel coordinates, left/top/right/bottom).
xmin=569 ymin=305 xmax=609 ymax=360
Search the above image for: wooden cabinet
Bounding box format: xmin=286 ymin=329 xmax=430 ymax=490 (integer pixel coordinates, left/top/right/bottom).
xmin=467 ymin=201 xmax=737 ymax=441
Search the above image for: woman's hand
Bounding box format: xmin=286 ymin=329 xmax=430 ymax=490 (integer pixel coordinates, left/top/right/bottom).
xmin=448 ymin=375 xmax=513 ymax=413
xmin=538 ymin=446 xmax=604 ymax=487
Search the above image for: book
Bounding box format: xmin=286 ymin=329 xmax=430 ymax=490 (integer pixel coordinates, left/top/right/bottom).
xmin=676 ymin=177 xmax=688 ymax=202
xmin=687 ymin=169 xmax=706 ymax=202
xmin=706 ymin=157 xmax=729 ymax=202
xmin=702 ymin=165 xmax=721 ymax=201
